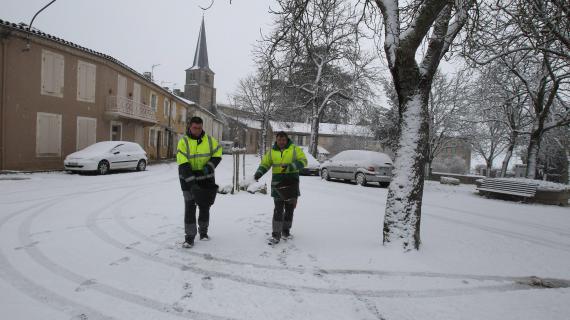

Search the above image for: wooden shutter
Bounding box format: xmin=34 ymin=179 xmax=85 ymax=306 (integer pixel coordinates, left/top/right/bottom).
xmin=36 ymin=112 xmax=62 ymax=156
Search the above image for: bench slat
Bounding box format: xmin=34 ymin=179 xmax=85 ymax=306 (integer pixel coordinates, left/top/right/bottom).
xmin=477 ymin=187 xmax=536 ymax=197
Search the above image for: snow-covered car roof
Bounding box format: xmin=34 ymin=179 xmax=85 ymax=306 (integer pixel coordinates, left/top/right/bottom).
xmin=335 ymin=150 xmax=393 ymax=165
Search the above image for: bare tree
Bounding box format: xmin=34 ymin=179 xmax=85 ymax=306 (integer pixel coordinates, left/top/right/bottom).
xmin=465 ymin=0 xmax=570 ymax=179
xmin=266 ymin=0 xmax=377 ymax=158
xmin=426 ymin=70 xmax=470 ymax=176
xmin=233 ymin=72 xmax=279 ymax=157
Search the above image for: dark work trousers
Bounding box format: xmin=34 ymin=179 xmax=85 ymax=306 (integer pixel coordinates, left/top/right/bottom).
xmin=272 ymin=197 xmax=297 ymax=239
xmin=183 ymin=191 xmax=210 ymax=240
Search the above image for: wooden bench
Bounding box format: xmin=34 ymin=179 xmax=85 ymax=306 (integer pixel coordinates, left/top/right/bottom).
xmin=477 ymin=178 xmax=539 ymax=198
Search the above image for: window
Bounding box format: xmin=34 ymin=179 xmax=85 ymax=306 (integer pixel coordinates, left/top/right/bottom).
xmin=36 ymin=112 xmax=62 ymax=157
xmin=76 ymin=117 xmax=97 ymax=150
xmin=77 ymin=61 xmax=96 ymax=103
xmin=164 ymin=99 xmax=170 ymax=118
xmin=41 ymin=50 xmax=64 ymax=97
xmin=150 ymin=93 xmax=158 ymax=112
xmin=110 ymin=121 xmax=122 ymax=141
xmin=164 ymin=131 xmax=169 ymax=147
xmin=172 ymin=102 xmax=177 ymax=121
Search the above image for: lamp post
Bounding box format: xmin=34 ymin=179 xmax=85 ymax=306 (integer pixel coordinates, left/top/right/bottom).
xmin=24 ymin=0 xmax=57 ymax=51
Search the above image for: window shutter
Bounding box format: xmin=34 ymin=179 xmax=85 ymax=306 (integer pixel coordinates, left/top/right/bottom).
xmin=55 ymin=55 xmax=65 ymax=96
xmin=87 ymin=64 xmax=96 ymax=102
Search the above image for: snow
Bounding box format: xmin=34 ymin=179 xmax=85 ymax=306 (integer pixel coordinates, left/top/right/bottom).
xmin=300 ymin=147 xmax=321 ymax=169
xmin=440 ymin=177 xmax=460 ymax=185
xmin=66 ymin=141 xmax=119 ymax=158
xmin=494 ymin=178 xmax=570 ymax=192
xmin=228 ymin=116 xmax=263 ymax=130
xmin=270 ymin=121 xmax=374 ymax=138
xmin=383 ymin=95 xmax=424 ymax=248
xmin=1 ymin=155 xmax=570 ymax=319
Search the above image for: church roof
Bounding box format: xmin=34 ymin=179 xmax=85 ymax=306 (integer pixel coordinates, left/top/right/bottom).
xmin=188 ymin=17 xmax=211 ymax=71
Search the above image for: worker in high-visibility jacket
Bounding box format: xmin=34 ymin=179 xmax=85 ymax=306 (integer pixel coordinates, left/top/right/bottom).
xmin=177 ymin=116 xmax=222 ymax=248
xmin=254 ymin=131 xmax=307 ymax=245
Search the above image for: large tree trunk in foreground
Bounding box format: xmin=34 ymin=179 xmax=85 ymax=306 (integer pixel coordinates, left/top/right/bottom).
xmin=383 ymin=89 xmax=430 ymax=251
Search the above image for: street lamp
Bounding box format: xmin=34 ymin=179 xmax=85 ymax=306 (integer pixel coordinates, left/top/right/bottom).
xmin=24 ymin=0 xmax=57 ymax=51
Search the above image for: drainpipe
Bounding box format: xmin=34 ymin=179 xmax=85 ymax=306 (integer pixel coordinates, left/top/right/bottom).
xmin=0 ymin=35 xmax=7 ymax=171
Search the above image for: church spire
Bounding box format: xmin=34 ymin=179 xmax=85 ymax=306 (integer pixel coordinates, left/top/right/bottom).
xmin=191 ymin=17 xmax=209 ymax=70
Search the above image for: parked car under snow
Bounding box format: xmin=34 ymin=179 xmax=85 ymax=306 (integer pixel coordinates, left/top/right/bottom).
xmin=320 ymin=150 xmax=393 ymax=187
xmin=64 ymin=141 xmax=148 ymax=175
xmin=300 ymin=147 xmax=321 ymax=176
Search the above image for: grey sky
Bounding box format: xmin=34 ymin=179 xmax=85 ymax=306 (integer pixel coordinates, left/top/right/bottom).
xmin=1 ymin=0 xmax=276 ymax=103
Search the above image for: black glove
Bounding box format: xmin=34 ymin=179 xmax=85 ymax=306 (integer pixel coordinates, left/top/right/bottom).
xmin=254 ymin=172 xmax=262 ymax=181
xmin=203 ymin=162 xmax=215 ymax=175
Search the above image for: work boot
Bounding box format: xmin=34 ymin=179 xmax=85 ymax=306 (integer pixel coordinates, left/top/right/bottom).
xmin=182 ymin=236 xmax=194 ymax=248
xmin=199 ymin=233 xmax=210 ymax=241
xmin=282 ymin=229 xmax=292 ymax=239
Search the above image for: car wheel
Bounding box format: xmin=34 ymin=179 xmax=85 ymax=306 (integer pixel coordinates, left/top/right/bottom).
xmin=356 ymin=173 xmax=368 ymax=186
xmin=97 ymin=160 xmax=110 ymax=175
xmin=321 ymin=168 xmax=330 ymax=181
xmin=136 ymin=159 xmax=147 ymax=171
xmin=379 ymin=182 xmax=390 ymax=188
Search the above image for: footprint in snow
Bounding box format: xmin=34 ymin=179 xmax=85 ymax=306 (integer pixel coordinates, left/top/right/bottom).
xmin=75 ymin=279 xmax=97 ymax=292
xmin=14 ymin=241 xmax=40 ymax=250
xmin=201 ymin=276 xmax=214 ymax=290
xmin=109 ymin=256 xmax=130 ymax=266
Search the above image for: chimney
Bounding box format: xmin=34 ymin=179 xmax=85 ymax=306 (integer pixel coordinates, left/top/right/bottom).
xmin=173 ymin=89 xmax=182 ymax=96
xmin=143 ymin=72 xmax=152 ymax=81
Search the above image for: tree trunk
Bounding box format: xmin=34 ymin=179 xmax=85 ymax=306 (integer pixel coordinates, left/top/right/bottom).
xmin=259 ymin=116 xmax=269 ymax=157
xmin=525 ymin=131 xmax=542 ymax=179
xmin=486 ymin=160 xmax=493 ymax=177
xmin=309 ymin=115 xmax=320 ymax=158
xmin=383 ymin=91 xmax=430 ymax=251
xmin=566 ymin=151 xmax=570 ymax=185
xmin=500 ymin=133 xmax=517 ymax=178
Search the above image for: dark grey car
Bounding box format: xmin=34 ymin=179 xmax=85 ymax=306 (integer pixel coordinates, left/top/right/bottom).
xmin=320 ymin=150 xmax=393 ymax=187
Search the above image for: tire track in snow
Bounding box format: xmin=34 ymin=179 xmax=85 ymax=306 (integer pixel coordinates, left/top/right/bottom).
xmin=0 ymin=200 xmax=116 ymax=320
xmin=17 ymin=183 xmax=238 ymax=320
xmin=0 ymin=163 xmax=175 ymax=204
xmin=87 ymin=192 xmax=569 ymax=299
xmin=4 ymin=171 xmax=238 ymax=320
xmin=303 ymin=181 xmax=570 ymax=251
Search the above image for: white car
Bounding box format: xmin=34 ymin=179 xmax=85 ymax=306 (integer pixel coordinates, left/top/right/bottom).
xmin=64 ymin=141 xmax=148 ymax=175
xmin=320 ymin=150 xmax=393 ymax=187
xmin=300 ymin=146 xmax=321 ymax=175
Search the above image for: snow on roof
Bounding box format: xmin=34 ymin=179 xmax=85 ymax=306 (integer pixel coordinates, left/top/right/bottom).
xmin=229 ymin=116 xmax=263 ymax=130
xmin=270 ymin=121 xmax=373 ymax=138
xmin=174 ymin=96 xmax=222 ymax=121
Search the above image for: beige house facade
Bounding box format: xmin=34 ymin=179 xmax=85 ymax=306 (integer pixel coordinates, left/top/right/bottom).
xmin=0 ymin=19 xmax=222 ymax=171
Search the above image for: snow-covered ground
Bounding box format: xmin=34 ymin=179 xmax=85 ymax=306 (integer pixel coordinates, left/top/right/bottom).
xmin=1 ymin=155 xmax=570 ymax=320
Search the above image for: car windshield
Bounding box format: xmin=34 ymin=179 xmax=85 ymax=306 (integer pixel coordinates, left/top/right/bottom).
xmin=80 ymin=142 xmax=120 ymax=154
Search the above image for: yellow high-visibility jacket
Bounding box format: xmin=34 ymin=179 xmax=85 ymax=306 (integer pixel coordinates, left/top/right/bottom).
xmin=177 ymin=133 xmax=222 ymax=183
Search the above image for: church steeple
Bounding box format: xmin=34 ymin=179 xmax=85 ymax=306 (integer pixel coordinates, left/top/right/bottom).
xmin=184 ymin=17 xmax=217 ymax=112
xmin=191 ymin=17 xmax=210 ymax=70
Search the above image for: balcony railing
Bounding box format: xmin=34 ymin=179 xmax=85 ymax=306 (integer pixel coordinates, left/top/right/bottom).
xmin=105 ymin=96 xmax=156 ymax=123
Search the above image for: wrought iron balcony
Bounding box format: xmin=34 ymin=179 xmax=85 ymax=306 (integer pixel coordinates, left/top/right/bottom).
xmin=105 ymin=96 xmax=156 ymax=124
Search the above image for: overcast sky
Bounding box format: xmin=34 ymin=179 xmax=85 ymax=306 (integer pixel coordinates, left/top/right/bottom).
xmin=1 ymin=0 xmax=277 ymax=103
